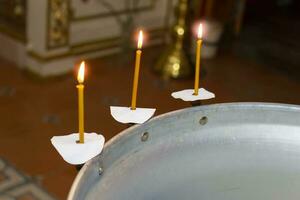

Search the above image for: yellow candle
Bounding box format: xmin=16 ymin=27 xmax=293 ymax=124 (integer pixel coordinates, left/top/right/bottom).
xmin=194 ymin=23 xmax=203 ymax=96
xmin=77 ymin=61 xmax=85 ymax=143
xmin=131 ymin=30 xmax=143 ymax=110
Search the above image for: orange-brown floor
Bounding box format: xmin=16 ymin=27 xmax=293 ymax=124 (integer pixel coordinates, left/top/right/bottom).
xmin=0 ymin=46 xmax=300 ymax=199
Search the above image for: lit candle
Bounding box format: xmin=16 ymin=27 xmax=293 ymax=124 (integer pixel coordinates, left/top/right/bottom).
xmin=194 ymin=23 xmax=203 ymax=96
xmin=131 ymin=30 xmax=143 ymax=110
xmin=77 ymin=61 xmax=85 ymax=143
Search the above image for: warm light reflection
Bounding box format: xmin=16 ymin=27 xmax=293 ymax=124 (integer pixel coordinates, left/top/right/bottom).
xmin=137 ymin=30 xmax=143 ymax=49
xmin=77 ymin=61 xmax=85 ymax=83
xmin=197 ymin=23 xmax=203 ymax=39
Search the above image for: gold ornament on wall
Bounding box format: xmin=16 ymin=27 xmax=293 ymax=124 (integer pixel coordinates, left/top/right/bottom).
xmin=14 ymin=0 xmax=25 ymax=17
xmin=47 ymin=0 xmax=69 ymax=49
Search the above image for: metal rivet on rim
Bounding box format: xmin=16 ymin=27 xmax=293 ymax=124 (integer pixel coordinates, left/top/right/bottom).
xmin=99 ymin=167 xmax=103 ymax=175
xmin=199 ymin=116 xmax=208 ymax=125
xmin=141 ymin=132 xmax=149 ymax=142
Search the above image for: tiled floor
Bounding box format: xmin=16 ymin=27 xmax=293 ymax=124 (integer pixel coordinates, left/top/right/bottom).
xmin=0 ymin=46 xmax=300 ymax=199
xmin=0 ymin=158 xmax=55 ymax=200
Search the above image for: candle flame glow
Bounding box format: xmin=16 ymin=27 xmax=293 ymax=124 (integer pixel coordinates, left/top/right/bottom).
xmin=137 ymin=30 xmax=143 ymax=49
xmin=197 ymin=23 xmax=203 ymax=39
xmin=77 ymin=61 xmax=85 ymax=83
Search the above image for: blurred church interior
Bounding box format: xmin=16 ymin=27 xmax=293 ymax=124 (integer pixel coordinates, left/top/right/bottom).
xmin=0 ymin=0 xmax=300 ymax=199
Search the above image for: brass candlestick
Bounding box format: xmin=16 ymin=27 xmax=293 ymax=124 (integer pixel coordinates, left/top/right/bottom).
xmin=154 ymin=0 xmax=191 ymax=79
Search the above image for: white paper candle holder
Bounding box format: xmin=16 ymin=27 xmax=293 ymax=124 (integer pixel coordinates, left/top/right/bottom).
xmin=51 ymin=133 xmax=105 ymax=165
xmin=171 ymin=88 xmax=215 ymax=101
xmin=110 ymin=106 xmax=156 ymax=124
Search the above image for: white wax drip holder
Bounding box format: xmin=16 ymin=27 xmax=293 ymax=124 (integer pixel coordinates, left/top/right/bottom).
xmin=51 ymin=133 xmax=105 ymax=165
xmin=171 ymin=88 xmax=215 ymax=101
xmin=110 ymin=106 xmax=156 ymax=124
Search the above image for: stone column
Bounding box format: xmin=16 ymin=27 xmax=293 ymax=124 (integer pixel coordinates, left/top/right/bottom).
xmin=26 ymin=0 xmax=74 ymax=76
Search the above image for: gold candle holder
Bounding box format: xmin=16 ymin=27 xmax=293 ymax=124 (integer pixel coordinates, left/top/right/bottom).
xmin=154 ymin=0 xmax=191 ymax=79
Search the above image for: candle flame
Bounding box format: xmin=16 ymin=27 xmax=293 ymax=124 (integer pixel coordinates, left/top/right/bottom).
xmin=137 ymin=30 xmax=143 ymax=49
xmin=77 ymin=61 xmax=85 ymax=83
xmin=197 ymin=23 xmax=203 ymax=39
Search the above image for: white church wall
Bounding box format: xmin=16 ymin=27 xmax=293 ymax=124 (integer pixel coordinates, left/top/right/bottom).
xmin=0 ymin=0 xmax=176 ymax=76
